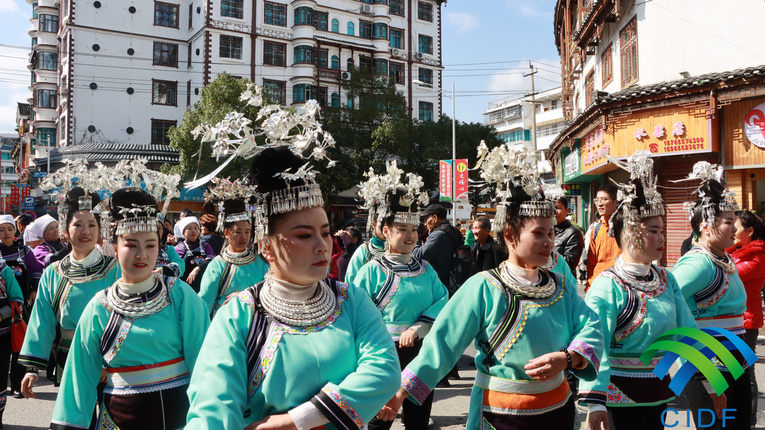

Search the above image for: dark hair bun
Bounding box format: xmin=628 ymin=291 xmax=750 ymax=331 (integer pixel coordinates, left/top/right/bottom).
xmin=628 ymin=179 xmax=647 ymax=210
xmin=109 ymin=187 xmax=158 ymax=220
xmin=503 ymin=177 xmax=536 ymax=208
xmin=385 ymin=187 xmax=416 ymax=213
xmin=250 ymin=146 xmax=306 ymax=193
xmin=64 ymin=186 xmax=101 ymax=212
xmin=696 ymin=178 xmax=725 ymax=204
xmin=223 ymin=199 xmax=247 ymax=215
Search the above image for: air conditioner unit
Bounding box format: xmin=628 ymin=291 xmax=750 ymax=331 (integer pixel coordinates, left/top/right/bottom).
xmin=390 ymin=48 xmax=400 ymax=56
xmin=360 ymin=4 xmax=372 ymax=15
xmin=415 ymin=52 xmax=424 ymax=60
xmin=341 ymin=72 xmax=351 ymax=80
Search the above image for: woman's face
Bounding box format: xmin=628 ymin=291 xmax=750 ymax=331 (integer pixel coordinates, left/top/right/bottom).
xmin=66 ymin=211 xmax=99 ymax=254
xmin=261 ymin=207 xmax=331 ymax=285
xmin=164 ymin=220 xmax=172 ymax=231
xmin=183 ymin=223 xmax=200 ymax=243
xmin=0 ymin=224 xmax=15 ymax=246
xmin=114 ymin=231 xmax=160 ymax=284
xmin=706 ymin=211 xmax=737 ymax=251
xmin=504 ymin=216 xmax=554 ymax=269
xmin=382 ymin=222 xmax=417 ymax=254
xmin=624 ymin=216 xmax=664 ymax=264
xmin=225 ymin=220 xmax=251 ymax=253
xmin=733 ymin=218 xmax=753 ymax=248
xmin=43 ymin=221 xmax=60 ymax=242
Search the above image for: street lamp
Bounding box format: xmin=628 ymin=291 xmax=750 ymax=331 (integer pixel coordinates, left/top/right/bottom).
xmin=412 ymin=79 xmax=457 ymax=225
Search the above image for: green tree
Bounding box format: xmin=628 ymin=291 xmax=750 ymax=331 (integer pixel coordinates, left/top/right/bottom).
xmin=165 ymin=73 xmax=261 ymax=182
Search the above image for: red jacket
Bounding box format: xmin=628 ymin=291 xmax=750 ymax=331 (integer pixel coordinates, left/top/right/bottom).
xmin=728 ymin=240 xmax=765 ymax=329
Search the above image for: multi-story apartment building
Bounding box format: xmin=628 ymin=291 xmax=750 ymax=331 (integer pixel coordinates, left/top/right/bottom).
xmin=25 ymin=0 xmax=445 ymax=169
xmin=549 ymin=0 xmax=765 ymax=264
xmin=484 ymin=87 xmax=565 ymax=153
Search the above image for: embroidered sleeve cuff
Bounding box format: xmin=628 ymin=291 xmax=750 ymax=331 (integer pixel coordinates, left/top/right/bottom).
xmin=409 ymin=322 xmax=432 ymax=339
xmin=18 ymin=354 xmax=47 ymax=369
xmin=289 ymin=400 xmax=329 ymax=430
xmin=577 ymin=390 xmax=607 ymax=406
xmin=568 ymin=340 xmax=599 ymax=370
xmin=309 ymin=384 xmax=366 ymax=430
xmin=401 ymin=368 xmax=431 ymax=406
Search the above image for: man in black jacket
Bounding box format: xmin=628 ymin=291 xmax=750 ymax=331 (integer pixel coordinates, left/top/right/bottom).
xmin=470 ymin=217 xmax=501 ymax=272
xmin=414 ymin=204 xmax=458 ymax=288
xmin=554 ymin=197 xmax=583 ymax=272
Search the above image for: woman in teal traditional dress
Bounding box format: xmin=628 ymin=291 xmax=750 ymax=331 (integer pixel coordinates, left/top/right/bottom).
xmin=20 ymin=187 xmax=119 ymax=398
xmin=354 ymin=183 xmax=447 ymax=429
xmin=377 ymin=145 xmax=604 ymax=430
xmin=199 ymin=194 xmax=269 ymax=318
xmin=577 ymin=151 xmax=699 ymax=430
xmin=672 ymin=162 xmax=749 ymax=430
xmin=186 ymin=146 xmax=400 ymax=429
xmin=0 ymin=237 xmax=25 ymax=425
xmin=49 ymin=187 xmax=210 ymax=429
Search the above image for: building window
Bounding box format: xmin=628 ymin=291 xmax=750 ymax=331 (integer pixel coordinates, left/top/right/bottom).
xmin=359 ymin=20 xmax=373 ymax=39
xmin=152 ymin=80 xmax=177 ymax=106
xmin=418 ymin=35 xmax=433 ymax=54
xmin=294 ymin=7 xmax=312 ymax=25
xmin=312 ymin=11 xmax=328 ymax=31
xmin=153 ymin=42 xmax=178 ymax=67
xmin=154 ymin=2 xmax=179 ymax=28
xmin=601 ymin=44 xmax=613 ymax=87
xmin=220 ymin=0 xmax=243 ymax=18
xmin=294 ymin=45 xmax=312 ymax=64
xmin=418 ymin=67 xmax=433 ymax=85
xmin=331 ymin=93 xmax=339 ymax=107
xmin=347 ymin=21 xmax=355 ymax=36
xmin=314 ymin=49 xmax=328 ymax=69
xmin=373 ymin=22 xmax=388 ymax=40
xmin=293 ymin=84 xmax=316 ymax=103
xmin=417 ymin=1 xmax=433 ymax=22
xmin=263 ymin=80 xmax=286 ymax=105
xmin=374 ymin=58 xmax=388 ymax=75
xmin=347 ymin=58 xmax=354 ymax=71
xmin=186 ymin=80 xmax=191 ymax=106
xmin=32 ymin=2 xmax=38 ymax=18
xmin=620 ymin=16 xmax=638 ymax=87
xmin=39 ymin=14 xmax=58 ymax=32
xmin=390 ymin=28 xmax=403 ymax=49
xmin=187 ymin=44 xmax=192 ymax=67
xmin=584 ymin=69 xmax=594 ymax=107
xmin=36 ymin=51 xmax=57 ymax=70
xmin=37 ymin=89 xmax=57 ymax=108
xmin=359 ymin=56 xmax=373 ymax=73
xmin=264 ymin=2 xmax=287 ymax=26
xmin=317 ymin=87 xmax=327 ymax=106
xmin=219 ymin=35 xmax=243 ymax=59
xmin=551 ymin=99 xmax=558 ymax=110
xmin=263 ymin=41 xmax=286 ymax=66
xmin=331 ymin=18 xmax=339 ymax=33
xmin=330 ymin=55 xmax=339 ymax=70
xmin=188 ymin=3 xmax=193 ymax=28
xmin=389 ymin=62 xmax=404 ymax=84
xmin=151 ymin=119 xmax=176 ymax=144
xmin=37 ymin=128 xmax=56 ymax=145
xmin=31 ymin=37 xmax=37 ymax=47
xmin=389 ymin=0 xmax=404 ymax=16
xmin=419 ymin=101 xmax=433 ymax=121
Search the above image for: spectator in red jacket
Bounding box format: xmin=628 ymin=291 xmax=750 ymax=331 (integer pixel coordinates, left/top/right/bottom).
xmin=727 ymin=210 xmax=765 ymax=428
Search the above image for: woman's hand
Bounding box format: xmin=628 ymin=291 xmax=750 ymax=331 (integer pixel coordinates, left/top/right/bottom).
xmin=523 ymin=350 xmax=568 ymax=381
xmin=21 ymin=373 xmax=38 ymax=399
xmin=167 ymin=234 xmax=177 ymax=245
xmin=711 ymin=392 xmax=727 ymax=418
xmin=376 ymin=388 xmax=408 ymax=421
xmin=587 ymin=410 xmax=609 ymax=430
xmin=244 ymin=413 xmax=297 ymax=430
xmin=186 ymin=267 xmax=201 ymax=283
xmin=100 ymin=368 xmax=108 ymax=384
xmin=399 ymin=329 xmax=418 ymax=348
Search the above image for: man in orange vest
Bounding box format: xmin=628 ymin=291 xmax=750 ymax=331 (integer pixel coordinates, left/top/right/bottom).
xmin=577 ymin=185 xmax=621 ymax=292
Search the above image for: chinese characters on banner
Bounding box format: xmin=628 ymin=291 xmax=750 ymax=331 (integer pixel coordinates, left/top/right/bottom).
xmin=8 ymin=184 xmax=19 ymax=208
xmin=439 ymin=159 xmax=469 ymax=202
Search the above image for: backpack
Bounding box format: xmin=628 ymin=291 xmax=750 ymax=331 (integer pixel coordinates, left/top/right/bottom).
xmin=438 ymin=224 xmax=476 ymax=297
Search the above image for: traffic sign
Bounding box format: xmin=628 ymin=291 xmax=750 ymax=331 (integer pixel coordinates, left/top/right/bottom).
xmin=23 ymin=196 xmax=35 ymax=211
xmin=32 ymin=171 xmax=47 ymax=178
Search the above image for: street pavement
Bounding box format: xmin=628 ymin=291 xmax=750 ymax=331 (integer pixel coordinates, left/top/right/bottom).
xmin=3 ymin=340 xmax=764 ymax=429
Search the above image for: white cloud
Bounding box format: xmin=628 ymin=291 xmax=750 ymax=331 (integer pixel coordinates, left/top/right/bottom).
xmin=445 ymin=12 xmax=478 ymax=35
xmin=487 ymin=59 xmax=562 ymax=95
xmin=0 ymin=0 xmax=20 ymax=13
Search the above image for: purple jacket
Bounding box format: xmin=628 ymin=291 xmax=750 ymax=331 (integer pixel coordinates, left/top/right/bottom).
xmin=33 ymin=240 xmax=65 ymax=269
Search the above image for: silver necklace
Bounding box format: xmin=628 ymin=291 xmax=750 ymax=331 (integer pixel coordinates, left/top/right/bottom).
xmin=612 ymin=259 xmax=662 ymax=293
xmin=260 ymin=278 xmax=336 ymax=327
xmin=220 ymin=247 xmax=256 ymax=266
xmin=498 ymin=262 xmax=556 ymax=299
xmin=697 ymin=245 xmax=736 ymax=274
xmin=106 ymin=275 xmax=168 ymax=318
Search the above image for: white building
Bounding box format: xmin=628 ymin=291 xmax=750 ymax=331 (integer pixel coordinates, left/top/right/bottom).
xmin=25 ymin=0 xmax=446 ymax=168
xmin=483 ymin=87 xmax=566 ymax=153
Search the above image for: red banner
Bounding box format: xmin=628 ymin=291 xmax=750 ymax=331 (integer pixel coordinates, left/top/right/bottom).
xmin=454 ymin=159 xmax=468 ymax=200
xmin=439 ymin=160 xmax=452 ymax=201
xmin=20 ymin=185 xmax=30 ymax=199
xmin=8 ymin=185 xmax=19 ymax=207
xmin=0 ymin=198 xmax=5 ymax=212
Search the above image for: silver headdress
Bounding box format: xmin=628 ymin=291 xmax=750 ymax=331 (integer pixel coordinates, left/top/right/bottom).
xmin=113 ymin=204 xmax=159 ymax=237
xmin=358 ymin=161 xmax=429 ymax=230
xmin=605 ymin=150 xmax=665 ymax=251
xmin=673 ymin=161 xmax=739 ymax=229
xmin=475 ymin=142 xmax=555 ymax=233
xmin=204 ymin=178 xmax=258 ymax=233
xmin=41 ymin=158 xmax=105 ymax=235
xmin=185 ymin=83 xmax=335 ymax=243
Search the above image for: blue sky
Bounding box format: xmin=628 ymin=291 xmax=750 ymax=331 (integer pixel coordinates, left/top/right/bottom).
xmin=0 ymin=0 xmax=562 ymax=132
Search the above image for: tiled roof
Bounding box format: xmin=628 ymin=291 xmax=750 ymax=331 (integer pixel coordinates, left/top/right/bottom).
xmin=43 ymin=143 xmax=179 ymax=164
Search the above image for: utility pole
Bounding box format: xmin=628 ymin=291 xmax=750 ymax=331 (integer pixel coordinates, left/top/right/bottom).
xmin=525 ymin=62 xmax=538 ymax=152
